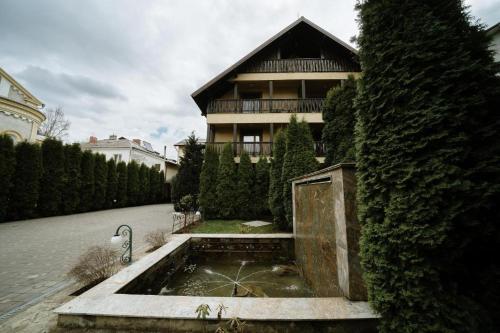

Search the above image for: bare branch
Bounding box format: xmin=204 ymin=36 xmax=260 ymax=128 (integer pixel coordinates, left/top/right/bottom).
xmin=39 ymin=106 xmax=71 ymax=139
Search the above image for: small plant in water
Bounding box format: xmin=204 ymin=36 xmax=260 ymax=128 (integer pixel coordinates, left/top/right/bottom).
xmin=184 ymin=263 xmax=197 ymax=273
xmin=195 ymin=303 xmax=211 ymax=319
xmin=227 ymin=317 xmax=246 ymax=332
xmin=215 ymin=303 xmax=228 ymax=320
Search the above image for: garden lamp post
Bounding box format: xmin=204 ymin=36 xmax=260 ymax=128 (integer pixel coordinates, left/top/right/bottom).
xmin=111 ymin=224 xmax=132 ymax=264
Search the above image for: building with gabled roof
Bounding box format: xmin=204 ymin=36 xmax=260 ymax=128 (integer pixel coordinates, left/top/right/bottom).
xmin=191 ymin=17 xmax=361 ymax=163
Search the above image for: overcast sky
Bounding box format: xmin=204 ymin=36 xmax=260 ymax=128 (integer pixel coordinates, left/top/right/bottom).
xmin=0 ymin=0 xmax=498 ymax=159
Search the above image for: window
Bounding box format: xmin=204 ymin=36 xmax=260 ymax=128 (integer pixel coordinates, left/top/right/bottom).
xmin=113 ymin=154 xmax=122 ymax=162
xmin=240 ymin=92 xmax=262 ymax=113
xmin=241 ymin=131 xmax=262 ymax=155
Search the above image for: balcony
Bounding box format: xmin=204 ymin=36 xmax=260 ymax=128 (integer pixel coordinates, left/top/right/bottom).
xmin=206 ymin=141 xmax=326 ymax=157
xmin=243 ymin=58 xmax=359 ymax=73
xmin=207 ymin=98 xmax=325 ymax=114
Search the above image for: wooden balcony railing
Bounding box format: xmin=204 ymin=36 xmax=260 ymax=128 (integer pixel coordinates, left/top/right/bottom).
xmin=207 ymin=98 xmax=325 ymax=114
xmin=243 ymin=58 xmax=359 ymax=73
xmin=205 ymin=141 xmax=326 ymax=157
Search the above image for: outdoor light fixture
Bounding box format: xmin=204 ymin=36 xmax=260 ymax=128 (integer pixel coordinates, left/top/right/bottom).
xmin=111 ymin=224 xmax=132 ymax=264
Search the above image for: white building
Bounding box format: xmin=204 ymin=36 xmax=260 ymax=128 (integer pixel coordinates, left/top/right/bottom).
xmin=487 ymin=22 xmax=500 ymax=63
xmin=80 ymin=135 xmax=178 ymax=182
xmin=0 ymin=67 xmax=45 ymax=143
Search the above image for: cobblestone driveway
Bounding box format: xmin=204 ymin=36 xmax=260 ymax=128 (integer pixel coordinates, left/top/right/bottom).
xmin=0 ymin=204 xmax=174 ymax=319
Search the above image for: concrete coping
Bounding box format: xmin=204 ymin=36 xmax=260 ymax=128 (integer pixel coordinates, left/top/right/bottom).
xmin=54 ymin=233 xmax=377 ymax=321
xmin=289 ymin=162 xmax=356 ymax=183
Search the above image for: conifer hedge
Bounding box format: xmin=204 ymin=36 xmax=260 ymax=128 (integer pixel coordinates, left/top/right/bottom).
xmin=269 ymin=130 xmax=286 ymax=226
xmin=356 ymin=1 xmax=500 ymax=331
xmin=93 ymin=154 xmax=108 ymax=210
xmin=139 ymin=163 xmax=150 ymax=205
xmin=199 ymin=146 xmax=219 ymax=218
xmin=79 ymin=150 xmax=95 ymax=212
xmin=322 ymin=76 xmax=357 ymax=166
xmin=254 ymin=156 xmax=270 ymax=217
xmin=106 ymin=159 xmax=118 ymax=208
xmin=39 ymin=139 xmax=65 ymax=216
xmin=127 ymin=160 xmax=140 ymax=206
xmin=236 ymin=150 xmax=255 ymax=219
xmin=216 ymin=143 xmax=237 ymax=218
xmin=148 ymin=167 xmax=160 ymax=204
xmin=62 ymin=143 xmax=81 ymax=214
xmin=0 ymin=135 xmax=15 ymax=222
xmin=116 ymin=161 xmax=128 ymax=207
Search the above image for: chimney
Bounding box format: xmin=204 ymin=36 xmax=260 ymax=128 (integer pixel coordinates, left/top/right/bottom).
xmin=109 ymin=134 xmax=117 ymax=140
xmin=89 ymin=136 xmax=98 ymax=144
xmin=132 ymin=139 xmax=141 ymax=145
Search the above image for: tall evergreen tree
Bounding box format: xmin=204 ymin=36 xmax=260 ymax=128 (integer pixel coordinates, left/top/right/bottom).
xmin=138 ymin=164 xmax=150 ymax=205
xmin=93 ymin=154 xmax=107 ymax=210
xmin=282 ymin=115 xmax=318 ymax=229
xmin=355 ymin=1 xmax=500 ymax=331
xmin=106 ymin=158 xmax=118 ymax=208
xmin=236 ymin=150 xmax=255 ymax=219
xmin=254 ymin=156 xmax=270 ymax=217
xmin=9 ymin=142 xmax=42 ymax=220
xmin=322 ymin=76 xmax=357 ymax=166
xmin=269 ymin=129 xmax=287 ymax=226
xmin=127 ymin=160 xmax=140 ymax=206
xmin=0 ymin=135 xmax=16 ymax=222
xmin=148 ymin=167 xmax=160 ymax=204
xmin=216 ymin=143 xmax=237 ymax=218
xmin=38 ymin=138 xmax=65 ymax=216
xmin=172 ymin=133 xmax=203 ymax=207
xmin=158 ymin=170 xmax=166 ymax=202
xmin=116 ymin=161 xmax=128 ymax=207
xmin=62 ymin=143 xmax=81 ymax=214
xmin=80 ymin=151 xmax=95 ymax=212
xmin=199 ymin=146 xmax=219 ymax=218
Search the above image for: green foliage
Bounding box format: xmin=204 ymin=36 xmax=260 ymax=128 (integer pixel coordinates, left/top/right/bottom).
xmin=127 ymin=160 xmax=140 ymax=206
xmin=269 ymin=130 xmax=286 ymax=226
xmin=216 ymin=143 xmax=237 ymax=218
xmin=195 ymin=303 xmax=211 ymax=319
xmin=116 ymin=161 xmax=128 ymax=207
xmin=236 ymin=150 xmax=255 ymax=219
xmin=254 ymin=156 xmax=270 ymax=217
xmin=149 ymin=167 xmax=160 ymax=204
xmin=355 ymin=1 xmax=500 ymax=332
xmin=138 ymin=164 xmax=150 ymax=205
xmin=93 ymin=154 xmax=108 ymax=210
xmin=158 ymin=170 xmax=166 ymax=202
xmin=9 ymin=142 xmax=42 ymax=220
xmin=178 ymin=194 xmax=196 ymax=213
xmin=172 ymin=133 xmax=203 ymax=207
xmin=322 ymin=76 xmax=357 ymax=166
xmin=282 ymin=115 xmax=318 ymax=229
xmin=199 ymin=146 xmax=219 ymax=218
xmin=105 ymin=159 xmax=118 ymax=208
xmin=79 ymin=151 xmax=95 ymax=212
xmin=39 ymin=139 xmax=65 ymax=216
xmin=0 ymin=135 xmax=16 ymax=222
xmin=62 ymin=143 xmax=81 ymax=214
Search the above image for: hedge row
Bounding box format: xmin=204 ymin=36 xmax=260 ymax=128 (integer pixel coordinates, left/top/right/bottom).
xmin=0 ymin=136 xmax=167 ymax=222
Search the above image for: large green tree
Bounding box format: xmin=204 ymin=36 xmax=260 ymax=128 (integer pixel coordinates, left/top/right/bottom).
xmin=138 ymin=164 xmax=150 ymax=205
xmin=216 ymin=143 xmax=237 ymax=218
xmin=106 ymin=159 xmax=118 ymax=208
xmin=0 ymin=135 xmax=16 ymax=222
xmin=80 ymin=151 xmax=95 ymax=212
xmin=282 ymin=115 xmax=318 ymax=229
xmin=149 ymin=167 xmax=160 ymax=204
xmin=172 ymin=133 xmax=203 ymax=208
xmin=62 ymin=143 xmax=81 ymax=214
xmin=9 ymin=142 xmax=42 ymax=220
xmin=199 ymin=146 xmax=219 ymax=218
xmin=355 ymin=1 xmax=500 ymax=332
xmin=254 ymin=156 xmax=270 ymax=217
xmin=93 ymin=154 xmax=108 ymax=210
xmin=116 ymin=161 xmax=128 ymax=207
xmin=236 ymin=150 xmax=255 ymax=219
xmin=269 ymin=130 xmax=286 ymax=226
xmin=322 ymin=76 xmax=357 ymax=166
xmin=127 ymin=160 xmax=140 ymax=206
xmin=38 ymin=138 xmax=65 ymax=216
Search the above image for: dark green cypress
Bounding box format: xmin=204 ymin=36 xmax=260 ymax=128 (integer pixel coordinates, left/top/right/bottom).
xmin=116 ymin=161 xmax=128 ymax=207
xmin=62 ymin=143 xmax=81 ymax=214
xmin=149 ymin=167 xmax=160 ymax=204
xmin=199 ymin=146 xmax=219 ymax=218
xmin=322 ymin=76 xmax=357 ymax=166
xmin=106 ymin=159 xmax=118 ymax=208
xmin=80 ymin=150 xmax=95 ymax=212
xmin=93 ymin=154 xmax=107 ymax=210
xmin=216 ymin=143 xmax=237 ymax=218
xmin=9 ymin=142 xmax=41 ymax=220
xmin=0 ymin=135 xmax=16 ymax=222
xmin=282 ymin=115 xmax=318 ymax=229
xmin=254 ymin=156 xmax=270 ymax=217
xmin=269 ymin=129 xmax=286 ymax=226
xmin=38 ymin=138 xmax=65 ymax=216
xmin=127 ymin=160 xmax=140 ymax=206
xmin=236 ymin=150 xmax=255 ymax=220
xmin=172 ymin=133 xmax=203 ymax=207
xmin=138 ymin=164 xmax=150 ymax=205
xmin=158 ymin=171 xmax=166 ymax=202
xmin=355 ymin=1 xmax=500 ymax=331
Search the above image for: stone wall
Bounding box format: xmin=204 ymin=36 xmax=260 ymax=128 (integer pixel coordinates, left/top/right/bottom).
xmin=292 ymin=163 xmax=367 ymax=300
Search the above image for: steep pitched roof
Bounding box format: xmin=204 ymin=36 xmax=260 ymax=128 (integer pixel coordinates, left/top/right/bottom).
xmin=0 ymin=67 xmax=44 ymax=107
xmin=191 ymin=16 xmax=359 ymax=114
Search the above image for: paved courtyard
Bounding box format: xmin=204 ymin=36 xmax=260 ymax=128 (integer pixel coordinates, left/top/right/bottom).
xmin=0 ymin=204 xmax=175 ymax=320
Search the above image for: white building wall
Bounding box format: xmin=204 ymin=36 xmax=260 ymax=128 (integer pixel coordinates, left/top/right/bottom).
xmin=130 ymin=148 xmax=166 ymax=173
xmin=82 ymin=147 xmax=132 ymax=164
xmin=0 ymin=112 xmax=34 ymax=143
xmin=491 ymin=32 xmax=500 ymax=62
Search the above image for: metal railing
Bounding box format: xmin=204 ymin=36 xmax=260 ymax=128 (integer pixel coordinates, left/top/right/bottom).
xmin=207 ymin=98 xmax=325 ymax=114
xmin=206 ymin=141 xmax=326 ymax=157
xmin=243 ymin=58 xmax=359 ymax=73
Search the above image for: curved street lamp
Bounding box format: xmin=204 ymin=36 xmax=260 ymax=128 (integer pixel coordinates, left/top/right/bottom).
xmin=111 ymin=224 xmax=132 ymax=264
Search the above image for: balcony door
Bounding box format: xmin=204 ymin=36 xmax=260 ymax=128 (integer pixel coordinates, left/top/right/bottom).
xmin=240 ymin=92 xmax=262 ymax=113
xmin=240 ymin=130 xmax=262 ymax=156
